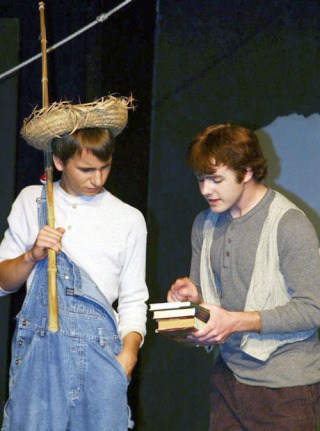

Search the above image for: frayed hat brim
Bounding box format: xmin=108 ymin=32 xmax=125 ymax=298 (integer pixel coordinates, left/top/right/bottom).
xmin=21 ymin=95 xmax=133 ymax=150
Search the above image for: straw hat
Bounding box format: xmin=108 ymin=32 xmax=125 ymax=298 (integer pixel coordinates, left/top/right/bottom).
xmin=21 ymin=95 xmax=133 ymax=151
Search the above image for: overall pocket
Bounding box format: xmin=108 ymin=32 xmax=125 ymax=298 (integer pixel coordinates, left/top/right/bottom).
xmin=8 ymin=318 xmax=41 ymax=388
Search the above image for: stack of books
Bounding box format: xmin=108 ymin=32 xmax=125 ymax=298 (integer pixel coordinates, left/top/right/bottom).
xmin=149 ymin=301 xmax=210 ymax=345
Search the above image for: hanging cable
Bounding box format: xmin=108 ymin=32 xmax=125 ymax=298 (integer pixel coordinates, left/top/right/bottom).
xmin=0 ymin=0 xmax=133 ymax=81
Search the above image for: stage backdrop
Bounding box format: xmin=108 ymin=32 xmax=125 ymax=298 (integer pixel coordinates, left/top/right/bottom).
xmin=138 ymin=1 xmax=320 ymax=430
xmin=0 ymin=18 xmax=19 ymax=418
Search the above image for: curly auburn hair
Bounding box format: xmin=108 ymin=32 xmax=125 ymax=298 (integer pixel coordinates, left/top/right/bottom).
xmin=186 ymin=123 xmax=267 ymax=183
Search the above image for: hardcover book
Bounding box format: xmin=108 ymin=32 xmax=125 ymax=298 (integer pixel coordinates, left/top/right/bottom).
xmin=149 ymin=301 xmax=197 ymax=311
xmin=156 ymin=316 xmax=206 ymax=331
xmin=151 ymin=302 xmax=210 ymax=323
xmin=156 ymin=326 xmax=203 ymax=347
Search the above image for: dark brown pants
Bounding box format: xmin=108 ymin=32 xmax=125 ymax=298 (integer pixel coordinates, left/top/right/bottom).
xmin=210 ymin=356 xmax=320 ymax=431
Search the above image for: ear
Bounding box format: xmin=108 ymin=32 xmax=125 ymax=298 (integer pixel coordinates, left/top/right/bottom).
xmin=242 ymin=168 xmax=254 ymax=184
xmin=52 ymin=155 xmax=64 ymax=172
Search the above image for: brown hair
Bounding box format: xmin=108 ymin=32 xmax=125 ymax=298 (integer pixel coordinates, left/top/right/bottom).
xmin=186 ymin=123 xmax=267 ymax=182
xmin=52 ymin=128 xmax=115 ymax=164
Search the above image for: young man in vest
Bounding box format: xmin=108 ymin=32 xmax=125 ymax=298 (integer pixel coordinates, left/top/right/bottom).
xmin=0 ymin=96 xmax=148 ymax=430
xmin=167 ymin=123 xmax=320 ymax=430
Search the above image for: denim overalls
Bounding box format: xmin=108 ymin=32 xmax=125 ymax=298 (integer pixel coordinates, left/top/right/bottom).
xmin=2 ymin=188 xmax=131 ymax=431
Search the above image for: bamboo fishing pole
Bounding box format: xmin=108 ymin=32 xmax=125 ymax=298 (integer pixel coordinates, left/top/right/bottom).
xmin=39 ymin=1 xmax=59 ymax=332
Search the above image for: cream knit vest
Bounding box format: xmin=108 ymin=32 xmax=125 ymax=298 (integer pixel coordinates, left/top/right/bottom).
xmin=200 ymin=191 xmax=314 ymax=361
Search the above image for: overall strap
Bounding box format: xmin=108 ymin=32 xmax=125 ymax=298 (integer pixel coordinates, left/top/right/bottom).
xmin=37 ymin=185 xmax=48 ymax=229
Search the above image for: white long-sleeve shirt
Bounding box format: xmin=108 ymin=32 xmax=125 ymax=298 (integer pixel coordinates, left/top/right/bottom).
xmin=0 ymin=182 xmax=149 ymax=339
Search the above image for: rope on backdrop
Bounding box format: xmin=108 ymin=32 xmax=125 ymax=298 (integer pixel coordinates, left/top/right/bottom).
xmin=0 ymin=0 xmax=133 ymax=81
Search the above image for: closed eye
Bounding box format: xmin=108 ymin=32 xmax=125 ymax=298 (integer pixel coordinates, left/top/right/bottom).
xmin=196 ymin=175 xmax=223 ymax=184
xmin=79 ymin=168 xmax=95 ymax=173
xmin=78 ymin=164 xmax=111 ymax=173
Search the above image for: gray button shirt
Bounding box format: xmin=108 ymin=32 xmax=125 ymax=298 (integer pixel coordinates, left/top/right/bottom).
xmin=190 ymin=188 xmax=320 ymax=387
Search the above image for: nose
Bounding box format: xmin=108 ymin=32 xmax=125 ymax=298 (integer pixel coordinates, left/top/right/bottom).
xmin=91 ymin=170 xmax=104 ymax=187
xmin=199 ymin=178 xmax=214 ymax=196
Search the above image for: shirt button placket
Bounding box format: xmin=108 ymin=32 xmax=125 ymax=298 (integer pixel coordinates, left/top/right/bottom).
xmin=67 ymin=202 xmax=78 ymax=232
xmin=223 ymin=224 xmax=234 ymax=268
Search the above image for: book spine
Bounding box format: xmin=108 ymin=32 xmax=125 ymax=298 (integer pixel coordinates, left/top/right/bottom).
xmin=194 ymin=307 xmax=210 ymax=323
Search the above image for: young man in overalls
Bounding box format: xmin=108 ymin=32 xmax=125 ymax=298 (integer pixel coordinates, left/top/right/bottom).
xmin=0 ymin=96 xmax=148 ymax=430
